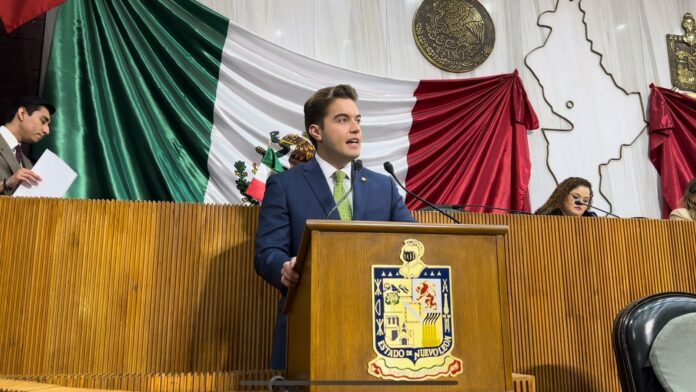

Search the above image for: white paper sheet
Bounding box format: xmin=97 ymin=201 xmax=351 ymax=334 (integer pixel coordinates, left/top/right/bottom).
xmin=13 ymin=149 xmax=77 ymax=198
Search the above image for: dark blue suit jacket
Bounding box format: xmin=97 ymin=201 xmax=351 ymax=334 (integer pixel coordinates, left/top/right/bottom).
xmin=254 ymin=158 xmax=414 ymax=368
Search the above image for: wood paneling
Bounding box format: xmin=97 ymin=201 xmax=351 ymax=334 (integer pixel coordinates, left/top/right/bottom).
xmin=0 ymin=371 xmax=280 ymax=392
xmin=0 ymin=373 xmax=533 ymax=392
xmin=0 ymin=197 xmax=277 ymax=374
xmin=287 ymin=222 xmax=511 ymax=391
xmin=2 ymin=197 xmax=693 ymax=391
xmin=414 ymin=211 xmax=696 ymax=392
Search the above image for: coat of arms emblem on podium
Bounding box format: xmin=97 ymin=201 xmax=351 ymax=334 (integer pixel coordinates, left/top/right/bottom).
xmin=368 ymin=239 xmax=463 ymax=380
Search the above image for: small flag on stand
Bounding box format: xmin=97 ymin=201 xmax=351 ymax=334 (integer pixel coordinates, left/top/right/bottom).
xmin=245 ymin=147 xmax=284 ymax=202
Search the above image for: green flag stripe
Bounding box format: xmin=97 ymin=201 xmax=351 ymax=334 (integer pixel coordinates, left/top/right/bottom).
xmin=40 ymin=0 xmax=228 ymax=201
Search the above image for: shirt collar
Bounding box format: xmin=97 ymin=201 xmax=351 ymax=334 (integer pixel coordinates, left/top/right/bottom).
xmin=314 ymin=152 xmax=351 ymax=182
xmin=0 ymin=126 xmax=19 ymax=150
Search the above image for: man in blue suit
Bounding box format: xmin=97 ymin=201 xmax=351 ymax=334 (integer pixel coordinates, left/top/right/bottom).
xmin=254 ymin=84 xmax=414 ymax=369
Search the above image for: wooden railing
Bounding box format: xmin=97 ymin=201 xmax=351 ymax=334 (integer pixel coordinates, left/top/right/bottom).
xmin=1 ymin=197 xmax=694 ymax=391
xmin=0 ymin=371 xmax=280 ymax=392
xmin=0 ymin=198 xmax=275 ymax=374
xmin=420 ymin=211 xmax=696 ymax=391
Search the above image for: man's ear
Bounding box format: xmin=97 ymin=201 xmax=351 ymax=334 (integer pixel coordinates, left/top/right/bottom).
xmin=17 ymin=107 xmax=26 ymax=121
xmin=308 ymin=124 xmax=322 ymax=143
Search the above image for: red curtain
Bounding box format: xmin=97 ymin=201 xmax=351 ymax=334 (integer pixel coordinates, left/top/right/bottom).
xmin=405 ymin=70 xmax=539 ymax=213
xmin=648 ymin=84 xmax=696 ymax=218
xmin=0 ymin=0 xmax=66 ymax=33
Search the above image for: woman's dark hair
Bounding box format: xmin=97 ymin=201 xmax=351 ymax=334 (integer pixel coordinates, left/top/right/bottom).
xmin=534 ymin=177 xmax=593 ymax=215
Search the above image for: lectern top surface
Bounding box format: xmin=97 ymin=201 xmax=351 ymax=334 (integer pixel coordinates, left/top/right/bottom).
xmin=305 ymin=219 xmax=508 ymax=236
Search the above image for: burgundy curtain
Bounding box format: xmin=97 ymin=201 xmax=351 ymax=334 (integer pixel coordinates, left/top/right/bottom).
xmin=648 ymin=84 xmax=696 ymax=218
xmin=405 ymin=70 xmax=539 ymax=213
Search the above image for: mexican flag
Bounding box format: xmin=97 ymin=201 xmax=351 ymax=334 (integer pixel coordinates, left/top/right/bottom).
xmin=245 ymin=148 xmax=284 ymax=202
xmin=41 ymin=0 xmax=538 ymax=212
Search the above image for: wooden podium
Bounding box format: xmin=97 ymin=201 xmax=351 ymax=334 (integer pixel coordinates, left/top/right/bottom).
xmin=284 ymin=220 xmax=512 ymax=391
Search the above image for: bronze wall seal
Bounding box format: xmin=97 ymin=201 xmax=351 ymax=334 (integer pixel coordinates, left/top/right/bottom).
xmin=413 ymin=0 xmax=495 ymax=73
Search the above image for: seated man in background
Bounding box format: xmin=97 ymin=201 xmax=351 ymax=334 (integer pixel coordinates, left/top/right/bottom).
xmin=0 ymin=96 xmax=55 ymax=195
xmin=534 ymin=177 xmax=597 ymax=217
xmin=254 ymin=84 xmax=414 ymax=369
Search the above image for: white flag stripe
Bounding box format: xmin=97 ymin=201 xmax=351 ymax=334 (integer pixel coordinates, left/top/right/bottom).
xmin=205 ymin=22 xmax=417 ymax=204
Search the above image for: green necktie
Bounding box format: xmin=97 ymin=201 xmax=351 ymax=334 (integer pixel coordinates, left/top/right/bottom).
xmin=333 ymin=170 xmax=352 ymax=220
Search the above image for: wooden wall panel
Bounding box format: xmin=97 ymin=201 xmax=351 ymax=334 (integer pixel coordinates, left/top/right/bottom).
xmin=1 ymin=197 xmax=695 ymax=391
xmin=0 ymin=198 xmax=277 ymax=374
xmin=0 ymin=373 xmax=536 ymax=392
xmin=0 ymin=371 xmax=281 ymax=392
xmin=414 ymin=212 xmax=696 ymax=392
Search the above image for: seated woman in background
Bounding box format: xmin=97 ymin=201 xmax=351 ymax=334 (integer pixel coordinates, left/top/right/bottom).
xmin=534 ymin=177 xmax=597 ymax=217
xmin=669 ymin=178 xmax=696 ymax=221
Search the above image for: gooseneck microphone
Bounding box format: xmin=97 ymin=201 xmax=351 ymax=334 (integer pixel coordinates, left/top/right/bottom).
xmin=574 ymin=199 xmax=621 ymax=218
xmin=450 ymin=203 xmax=532 ymax=215
xmin=383 ymin=161 xmax=461 ymax=224
xmin=325 ymin=160 xmax=363 ymax=219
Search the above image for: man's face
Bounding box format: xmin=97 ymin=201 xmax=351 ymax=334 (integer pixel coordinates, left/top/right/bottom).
xmin=18 ymin=106 xmax=51 ymax=143
xmin=309 ymin=98 xmax=362 ymax=168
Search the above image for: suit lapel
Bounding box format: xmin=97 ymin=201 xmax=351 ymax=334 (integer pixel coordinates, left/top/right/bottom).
xmin=303 ymin=159 xmax=338 ymax=219
xmin=0 ymin=137 xmax=20 ymax=174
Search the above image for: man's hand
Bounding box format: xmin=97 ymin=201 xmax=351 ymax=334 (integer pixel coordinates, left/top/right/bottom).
xmin=7 ymin=168 xmax=42 ymax=189
xmin=280 ymin=257 xmax=300 ymax=288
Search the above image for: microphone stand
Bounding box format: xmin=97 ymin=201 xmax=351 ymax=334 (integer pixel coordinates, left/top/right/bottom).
xmin=575 ymin=200 xmax=621 ymax=218
xmin=383 ymin=162 xmax=461 ymax=224
xmin=450 ymin=203 xmax=531 ymax=215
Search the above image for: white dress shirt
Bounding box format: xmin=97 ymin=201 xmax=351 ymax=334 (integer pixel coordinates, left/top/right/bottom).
xmin=0 ymin=125 xmax=20 ymax=152
xmin=314 ymin=153 xmax=352 ymax=194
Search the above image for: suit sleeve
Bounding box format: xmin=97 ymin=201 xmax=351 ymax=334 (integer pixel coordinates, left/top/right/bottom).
xmin=254 ymin=175 xmax=291 ymax=294
xmin=389 ymin=178 xmax=416 ymax=222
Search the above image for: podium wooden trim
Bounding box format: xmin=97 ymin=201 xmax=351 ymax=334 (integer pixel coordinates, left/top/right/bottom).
xmin=286 ymin=220 xmax=508 ymax=313
xmin=285 ymin=220 xmax=512 ymax=391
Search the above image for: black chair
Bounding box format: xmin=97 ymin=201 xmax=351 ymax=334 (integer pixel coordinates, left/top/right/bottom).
xmin=612 ymin=292 xmax=696 ymax=392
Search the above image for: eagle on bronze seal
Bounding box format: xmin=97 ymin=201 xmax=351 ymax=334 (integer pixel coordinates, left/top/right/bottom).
xmin=413 ymin=0 xmax=495 ymax=72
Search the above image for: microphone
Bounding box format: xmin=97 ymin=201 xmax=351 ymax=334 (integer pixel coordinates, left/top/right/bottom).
xmin=448 ymin=203 xmax=532 ymax=215
xmin=325 ymin=160 xmax=363 ymax=219
xmin=574 ymin=199 xmax=621 ymax=218
xmin=383 ymin=161 xmax=461 ymax=224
